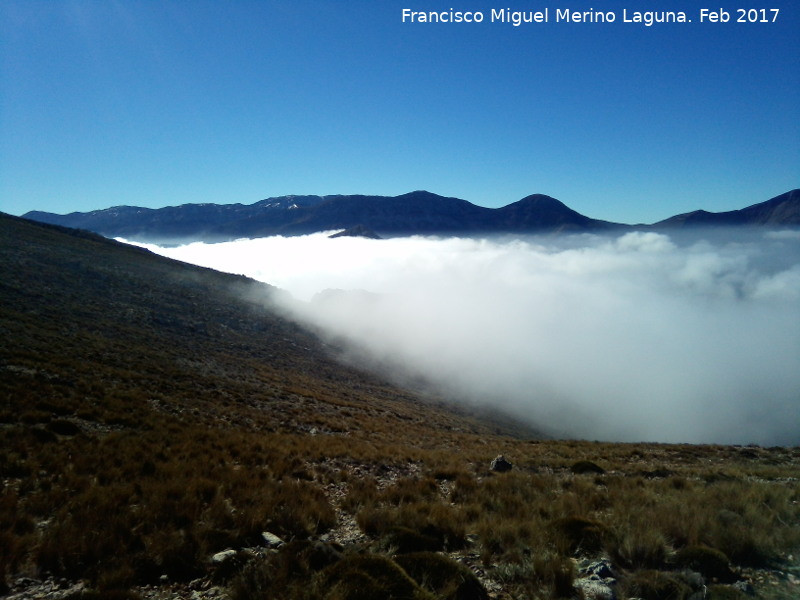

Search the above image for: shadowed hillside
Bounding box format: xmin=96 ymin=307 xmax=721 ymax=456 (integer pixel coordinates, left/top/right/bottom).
xmin=1 ymin=213 xmax=798 ymax=600
xmin=0 ymin=212 xmax=501 ymax=442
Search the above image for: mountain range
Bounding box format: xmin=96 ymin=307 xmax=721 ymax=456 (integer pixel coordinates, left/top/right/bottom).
xmin=23 ymin=189 xmax=800 ymax=243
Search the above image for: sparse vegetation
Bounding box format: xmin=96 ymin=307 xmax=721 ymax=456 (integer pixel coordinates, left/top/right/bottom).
xmin=1 ymin=213 xmax=799 ymax=599
xmin=620 ymin=569 xmax=693 ymax=600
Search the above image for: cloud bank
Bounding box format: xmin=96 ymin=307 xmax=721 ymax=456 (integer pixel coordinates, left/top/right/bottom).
xmin=127 ymin=229 xmax=800 ymax=445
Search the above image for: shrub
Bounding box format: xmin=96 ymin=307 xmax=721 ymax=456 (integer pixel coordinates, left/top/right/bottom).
xmin=674 ymin=545 xmax=735 ymax=582
xmin=551 ymin=516 xmax=610 ymax=555
xmin=313 ymin=554 xmax=436 ymax=600
xmin=476 ymin=517 xmax=537 ymax=564
xmin=381 ymin=476 xmax=440 ymax=505
xmin=533 ymin=554 xmax=576 ymax=599
xmin=706 ymin=584 xmax=749 ymax=599
xmin=621 ymin=570 xmax=692 ymax=600
xmin=384 ymin=526 xmax=445 ymax=553
xmin=47 ymin=419 xmax=82 ymax=436
xmin=570 ymin=460 xmax=605 ymax=475
xmin=230 ymin=540 xmax=344 ymax=600
xmin=230 ymin=559 xmax=277 ymax=600
xmin=610 ymin=528 xmax=670 ymax=570
xmin=493 ymin=553 xmax=576 ymax=599
xmin=62 ymin=591 xmax=142 ymax=600
xmin=0 ymin=553 xmax=8 ymax=596
xmin=357 ymin=502 xmax=466 ymax=552
xmin=30 ymin=427 xmax=57 ymax=444
xmin=20 ymin=410 xmax=51 ymax=425
xmin=341 ymin=476 xmax=378 ymax=513
xmin=449 ymin=472 xmax=479 ymax=503
xmin=142 ymin=528 xmax=204 ymax=582
xmin=395 ymin=552 xmax=488 ymax=600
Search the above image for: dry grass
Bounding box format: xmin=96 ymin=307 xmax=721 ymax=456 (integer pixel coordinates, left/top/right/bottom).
xmin=1 ymin=213 xmax=799 ymax=598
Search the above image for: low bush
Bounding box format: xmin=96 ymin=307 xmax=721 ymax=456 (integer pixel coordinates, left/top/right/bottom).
xmin=621 ymin=569 xmax=692 ymax=600
xmin=674 ymin=545 xmax=735 ymax=582
xmin=570 ymin=460 xmax=605 ymax=475
xmin=313 ymin=554 xmax=436 ymax=600
xmin=384 ymin=525 xmax=445 ymax=553
xmin=231 ymin=540 xmax=345 ymax=600
xmin=341 ymin=476 xmax=379 ymax=513
xmin=706 ymin=584 xmax=750 ymax=599
xmin=62 ymin=590 xmax=143 ymax=600
xmin=610 ymin=528 xmax=670 ymax=570
xmin=551 ymin=516 xmax=611 ymax=556
xmin=395 ymin=552 xmax=488 ymax=600
xmin=46 ymin=419 xmax=82 ymax=436
xmin=493 ymin=553 xmax=576 ymax=599
xmin=357 ymin=501 xmax=467 ymax=552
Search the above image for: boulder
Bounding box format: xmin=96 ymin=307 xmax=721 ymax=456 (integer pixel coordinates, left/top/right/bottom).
xmin=576 ymin=558 xmax=617 ymax=600
xmin=262 ymin=531 xmax=285 ymax=548
xmin=210 ymin=549 xmax=237 ymax=564
xmin=579 ymin=558 xmax=616 ymax=580
xmin=490 ymin=455 xmax=512 ymax=472
xmin=575 ymin=578 xmax=616 ymax=600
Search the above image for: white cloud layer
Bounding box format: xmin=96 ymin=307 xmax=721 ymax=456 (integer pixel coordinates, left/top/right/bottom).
xmin=126 ymin=229 xmax=800 ymax=445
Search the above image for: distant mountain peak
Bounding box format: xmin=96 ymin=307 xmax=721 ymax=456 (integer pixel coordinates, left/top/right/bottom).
xmin=515 ymin=193 xmax=564 ymax=204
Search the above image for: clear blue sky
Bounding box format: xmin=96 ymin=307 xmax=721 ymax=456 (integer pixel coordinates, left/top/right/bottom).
xmin=2 ymin=0 xmax=798 ymax=223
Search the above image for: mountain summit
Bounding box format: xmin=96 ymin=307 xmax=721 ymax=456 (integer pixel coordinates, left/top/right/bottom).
xmin=493 ymin=194 xmax=612 ymax=232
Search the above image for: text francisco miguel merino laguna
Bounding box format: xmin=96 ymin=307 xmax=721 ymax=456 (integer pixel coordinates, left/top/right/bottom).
xmin=400 ymin=7 xmax=780 ymax=26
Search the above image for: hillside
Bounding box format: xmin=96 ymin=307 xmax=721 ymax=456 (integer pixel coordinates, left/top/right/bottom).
xmin=1 ymin=214 xmax=799 ymax=600
xmin=0 ymin=212 xmax=499 ymax=441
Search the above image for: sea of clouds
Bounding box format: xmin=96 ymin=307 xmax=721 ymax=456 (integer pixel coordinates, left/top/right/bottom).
xmin=125 ymin=229 xmax=800 ymax=445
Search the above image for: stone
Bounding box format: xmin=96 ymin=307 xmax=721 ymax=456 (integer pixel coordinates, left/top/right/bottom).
xmin=575 ymin=558 xmax=617 ymax=600
xmin=262 ymin=531 xmax=285 ymax=548
xmin=210 ymin=549 xmax=237 ymax=564
xmin=490 ymin=455 xmax=512 ymax=472
xmin=575 ymin=578 xmax=616 ymax=600
xmin=732 ymin=580 xmax=756 ymax=596
xmin=579 ymin=558 xmax=616 ymax=580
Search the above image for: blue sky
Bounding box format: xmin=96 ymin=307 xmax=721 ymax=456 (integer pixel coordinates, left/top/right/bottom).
xmin=2 ymin=0 xmax=798 ymax=223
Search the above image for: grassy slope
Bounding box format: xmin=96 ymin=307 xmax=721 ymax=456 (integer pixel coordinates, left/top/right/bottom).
xmin=1 ymin=213 xmax=798 ymax=599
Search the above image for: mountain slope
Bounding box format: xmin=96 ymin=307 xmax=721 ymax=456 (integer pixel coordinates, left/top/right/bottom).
xmin=0 ymin=211 xmax=535 ymax=587
xmin=0 ymin=211 xmax=508 ymax=440
xmin=23 ymin=195 xmax=329 ymax=242
xmin=653 ymin=189 xmax=800 ymax=228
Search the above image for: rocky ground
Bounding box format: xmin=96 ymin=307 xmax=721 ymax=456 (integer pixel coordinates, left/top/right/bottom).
xmin=7 ymin=457 xmax=798 ymax=600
